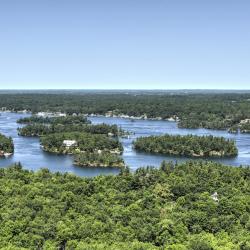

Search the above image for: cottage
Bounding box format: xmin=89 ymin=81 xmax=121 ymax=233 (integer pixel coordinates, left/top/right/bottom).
xmin=211 ymin=192 xmax=219 ymax=202
xmin=63 ymin=140 xmax=77 ymax=147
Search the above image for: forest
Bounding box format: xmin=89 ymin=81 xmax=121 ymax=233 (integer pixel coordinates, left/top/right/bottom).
xmin=2 ymin=92 xmax=250 ymax=131
xmin=18 ymin=123 xmax=121 ymax=137
xmin=240 ymin=122 xmax=250 ymax=133
xmin=0 ymin=133 xmax=14 ymax=156
xmin=0 ymin=161 xmax=248 ymax=249
xmin=133 ymin=134 xmax=238 ymax=157
xmin=17 ymin=115 xmax=90 ymax=125
xmin=74 ymin=152 xmax=125 ymax=168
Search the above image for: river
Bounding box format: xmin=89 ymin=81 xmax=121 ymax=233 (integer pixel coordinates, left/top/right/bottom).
xmin=0 ymin=112 xmax=249 ymax=177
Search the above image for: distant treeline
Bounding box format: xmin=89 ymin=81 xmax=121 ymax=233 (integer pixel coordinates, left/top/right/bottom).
xmin=133 ymin=134 xmax=238 ymax=157
xmin=2 ymin=93 xmax=250 ymax=131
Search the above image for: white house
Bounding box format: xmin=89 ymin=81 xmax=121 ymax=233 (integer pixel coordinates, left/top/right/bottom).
xmin=63 ymin=140 xmax=77 ymax=147
xmin=211 ymin=192 xmax=219 ymax=202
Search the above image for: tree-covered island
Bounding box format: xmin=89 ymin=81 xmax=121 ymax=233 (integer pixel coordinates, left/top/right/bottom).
xmin=17 ymin=115 xmax=127 ymax=137
xmin=74 ymin=152 xmax=125 ymax=168
xmin=133 ymin=134 xmax=238 ymax=157
xmin=40 ymin=132 xmax=123 ymax=155
xmin=0 ymin=133 xmax=14 ymax=157
xmin=17 ymin=115 xmax=90 ymax=125
xmin=18 ymin=123 xmax=122 ymax=137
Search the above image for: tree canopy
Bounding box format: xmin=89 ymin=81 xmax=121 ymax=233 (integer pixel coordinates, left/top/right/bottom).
xmin=133 ymin=134 xmax=238 ymax=157
xmin=2 ymin=92 xmax=250 ymax=132
xmin=40 ymin=132 xmax=123 ymax=154
xmin=0 ymin=161 xmax=249 ymax=249
xmin=0 ymin=133 xmax=14 ymax=155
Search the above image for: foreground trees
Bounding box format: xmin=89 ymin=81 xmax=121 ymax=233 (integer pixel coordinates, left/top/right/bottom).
xmin=0 ymin=133 xmax=14 ymax=156
xmin=133 ymin=134 xmax=238 ymax=157
xmin=0 ymin=161 xmax=249 ymax=249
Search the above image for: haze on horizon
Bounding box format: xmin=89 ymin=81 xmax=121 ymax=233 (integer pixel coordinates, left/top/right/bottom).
xmin=0 ymin=0 xmax=249 ymax=90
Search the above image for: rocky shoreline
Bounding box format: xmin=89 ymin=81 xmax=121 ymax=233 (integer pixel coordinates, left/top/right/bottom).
xmin=88 ymin=112 xmax=179 ymax=122
xmin=0 ymin=109 xmax=179 ymax=122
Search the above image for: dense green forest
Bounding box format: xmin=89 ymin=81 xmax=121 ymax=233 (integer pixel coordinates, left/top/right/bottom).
xmin=133 ymin=134 xmax=238 ymax=157
xmin=17 ymin=115 xmax=90 ymax=125
xmin=18 ymin=123 xmax=121 ymax=137
xmin=74 ymin=152 xmax=125 ymax=168
xmin=0 ymin=133 xmax=14 ymax=156
xmin=0 ymin=161 xmax=249 ymax=249
xmin=40 ymin=132 xmax=123 ymax=154
xmin=240 ymin=122 xmax=250 ymax=133
xmin=2 ymin=92 xmax=250 ymax=131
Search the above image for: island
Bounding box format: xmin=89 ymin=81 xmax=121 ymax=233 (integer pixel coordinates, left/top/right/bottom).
xmin=74 ymin=152 xmax=125 ymax=168
xmin=40 ymin=132 xmax=123 ymax=154
xmin=17 ymin=115 xmax=128 ymax=138
xmin=18 ymin=123 xmax=122 ymax=137
xmin=133 ymin=134 xmax=238 ymax=157
xmin=16 ymin=114 xmax=125 ymax=168
xmin=0 ymin=133 xmax=14 ymax=157
xmin=17 ymin=115 xmax=90 ymax=125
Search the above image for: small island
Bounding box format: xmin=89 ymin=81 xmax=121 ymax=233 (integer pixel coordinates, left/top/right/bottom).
xmin=40 ymin=132 xmax=123 ymax=155
xmin=18 ymin=123 xmax=122 ymax=137
xmin=17 ymin=115 xmax=90 ymax=125
xmin=133 ymin=134 xmax=238 ymax=157
xmin=74 ymin=152 xmax=125 ymax=168
xmin=0 ymin=133 xmax=14 ymax=157
xmin=17 ymin=115 xmax=127 ymax=137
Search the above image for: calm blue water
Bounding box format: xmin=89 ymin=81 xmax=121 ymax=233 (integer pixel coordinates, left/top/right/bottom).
xmin=0 ymin=112 xmax=249 ymax=177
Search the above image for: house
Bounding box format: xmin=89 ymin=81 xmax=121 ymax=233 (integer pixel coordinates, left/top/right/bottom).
xmin=211 ymin=192 xmax=219 ymax=202
xmin=63 ymin=140 xmax=77 ymax=147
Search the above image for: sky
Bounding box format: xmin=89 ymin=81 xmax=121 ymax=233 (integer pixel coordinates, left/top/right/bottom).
xmin=0 ymin=0 xmax=249 ymax=89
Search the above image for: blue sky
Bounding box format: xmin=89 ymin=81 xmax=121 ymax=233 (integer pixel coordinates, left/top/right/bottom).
xmin=0 ymin=0 xmax=249 ymax=89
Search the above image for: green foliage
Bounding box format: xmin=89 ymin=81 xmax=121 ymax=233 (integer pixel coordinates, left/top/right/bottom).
xmin=0 ymin=161 xmax=248 ymax=249
xmin=133 ymin=134 xmax=238 ymax=157
xmin=74 ymin=152 xmax=125 ymax=168
xmin=240 ymin=122 xmax=250 ymax=133
xmin=40 ymin=132 xmax=123 ymax=154
xmin=18 ymin=123 xmax=120 ymax=137
xmin=0 ymin=133 xmax=14 ymax=154
xmin=17 ymin=115 xmax=90 ymax=125
xmin=2 ymin=92 xmax=250 ymax=131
